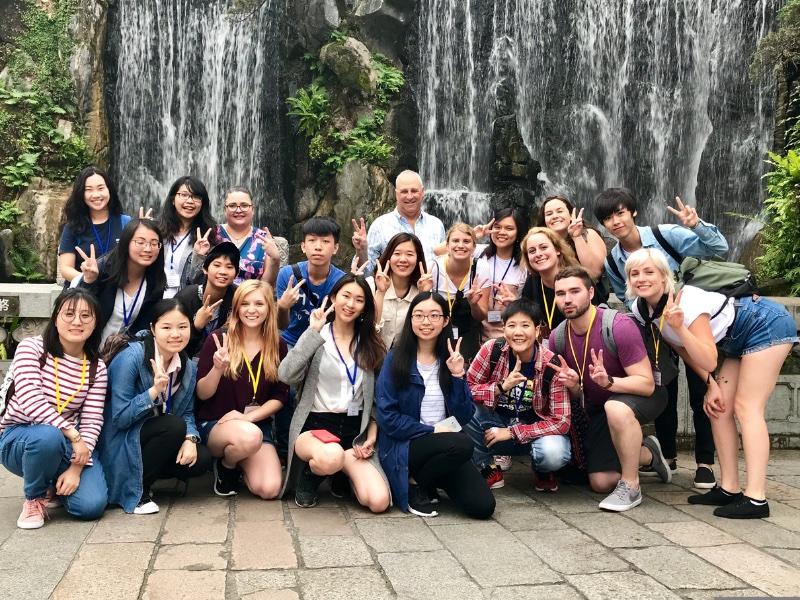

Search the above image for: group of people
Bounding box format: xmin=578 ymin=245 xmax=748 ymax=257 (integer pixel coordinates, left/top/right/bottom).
xmin=0 ymin=166 xmax=796 ymax=530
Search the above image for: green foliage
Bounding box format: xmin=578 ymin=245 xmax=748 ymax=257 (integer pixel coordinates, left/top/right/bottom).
xmin=11 ymin=245 xmax=45 ymax=282
xmin=373 ymin=54 xmax=405 ymax=105
xmin=0 ymin=200 xmax=24 ymax=229
xmin=330 ymin=29 xmax=348 ymax=44
xmin=286 ymin=82 xmax=330 ymax=138
xmin=756 ymin=150 xmax=800 ymax=295
xmin=750 ymin=0 xmax=800 ymax=80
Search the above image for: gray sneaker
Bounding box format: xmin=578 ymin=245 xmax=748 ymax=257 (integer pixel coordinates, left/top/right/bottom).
xmin=642 ymin=435 xmax=672 ymax=483
xmin=598 ymin=480 xmax=642 ymax=512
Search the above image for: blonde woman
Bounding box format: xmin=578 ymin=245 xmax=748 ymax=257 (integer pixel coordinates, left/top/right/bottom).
xmin=196 ymin=280 xmax=288 ymax=499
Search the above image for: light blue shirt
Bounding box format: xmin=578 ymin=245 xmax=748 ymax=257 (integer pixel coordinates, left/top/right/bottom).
xmin=605 ymin=222 xmax=729 ymax=303
xmin=367 ymin=209 xmax=445 ymax=272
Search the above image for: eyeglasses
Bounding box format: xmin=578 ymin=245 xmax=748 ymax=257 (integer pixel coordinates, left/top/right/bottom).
xmin=59 ymin=310 xmax=95 ymax=324
xmin=225 ymin=203 xmax=253 ymax=212
xmin=175 ymin=192 xmax=200 ymax=201
xmin=411 ymin=312 xmax=444 ymax=324
xmin=132 ymin=238 xmax=162 ymax=250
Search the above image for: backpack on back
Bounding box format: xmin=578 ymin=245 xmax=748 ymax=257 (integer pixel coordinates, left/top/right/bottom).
xmin=487 ymin=338 xmax=558 ymax=398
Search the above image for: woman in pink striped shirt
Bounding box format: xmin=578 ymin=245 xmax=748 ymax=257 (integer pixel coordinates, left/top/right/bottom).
xmin=0 ymin=289 xmax=108 ymax=529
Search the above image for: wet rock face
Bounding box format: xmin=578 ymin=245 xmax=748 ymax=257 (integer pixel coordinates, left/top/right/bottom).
xmin=0 ymin=0 xmax=25 ymax=69
xmin=352 ymin=0 xmax=416 ymax=61
xmin=320 ymin=37 xmax=379 ymax=93
xmin=16 ymin=178 xmax=72 ymax=281
xmin=292 ymin=0 xmax=340 ymax=52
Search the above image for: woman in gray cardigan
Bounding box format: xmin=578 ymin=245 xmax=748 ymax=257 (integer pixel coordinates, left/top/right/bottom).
xmin=278 ymin=274 xmax=390 ymax=511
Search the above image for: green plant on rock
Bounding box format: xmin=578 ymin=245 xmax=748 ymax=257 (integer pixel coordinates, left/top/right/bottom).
xmin=11 ymin=245 xmax=44 ymax=283
xmin=0 ymin=200 xmax=24 ymax=229
xmin=373 ymin=54 xmax=405 ymax=105
xmin=286 ymin=82 xmax=330 ymax=138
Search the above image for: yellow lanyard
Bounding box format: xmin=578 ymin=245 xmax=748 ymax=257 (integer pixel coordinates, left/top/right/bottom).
xmin=566 ymin=306 xmax=597 ymax=389
xmin=540 ymin=278 xmax=557 ymax=329
xmin=444 ymin=257 xmax=470 ymax=313
xmin=650 ymin=314 xmax=665 ymax=368
xmin=243 ymin=351 xmax=264 ymax=401
xmin=53 ymin=355 xmax=87 ymax=414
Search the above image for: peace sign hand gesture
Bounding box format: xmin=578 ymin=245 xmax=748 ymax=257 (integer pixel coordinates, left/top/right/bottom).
xmin=75 ymin=244 xmax=99 ymax=284
xmin=494 ymin=282 xmax=516 ymax=307
xmin=587 ymin=348 xmax=610 ymax=388
xmin=464 ymin=277 xmax=484 ymax=306
xmin=351 ymin=218 xmax=367 ymax=251
xmin=257 ymin=227 xmax=280 ymax=261
xmin=278 ymin=275 xmax=304 ymax=310
xmin=374 ymin=260 xmax=392 ymax=293
xmin=193 ymin=228 xmax=213 ymax=256
xmin=663 ymin=288 xmax=685 ymax=330
xmin=309 ymin=297 xmax=334 ymax=332
xmin=195 ymin=294 xmax=224 ymax=330
xmin=211 ymin=332 xmax=230 ymax=372
xmin=446 ymin=337 xmax=465 ymax=377
xmin=417 ymin=262 xmax=433 ymax=292
xmin=150 ymin=358 xmax=170 ymax=396
xmin=502 ymin=356 xmax=527 ymax=391
xmin=567 ymin=207 xmax=587 ymax=240
xmin=545 ymin=355 xmax=581 ymax=393
xmin=350 ymin=255 xmax=368 ymax=276
xmin=666 ymin=196 xmax=700 ymax=229
xmin=473 ymin=218 xmax=495 ymax=240
xmin=138 ymin=206 xmax=154 ymax=220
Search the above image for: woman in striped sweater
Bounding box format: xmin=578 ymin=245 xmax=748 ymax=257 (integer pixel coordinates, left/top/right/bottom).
xmin=0 ymin=289 xmax=108 ymax=529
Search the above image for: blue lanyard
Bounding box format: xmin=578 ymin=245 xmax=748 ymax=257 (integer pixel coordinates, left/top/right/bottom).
xmin=329 ymin=324 xmax=358 ymax=393
xmin=169 ymin=231 xmax=192 ymax=270
xmin=492 ymin=256 xmax=513 ymax=300
xmin=122 ymin=279 xmax=145 ymax=327
xmin=91 ymin=219 xmax=112 ymax=256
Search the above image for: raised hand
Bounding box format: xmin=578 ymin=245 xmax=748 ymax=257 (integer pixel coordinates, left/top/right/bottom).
xmin=374 ymin=260 xmax=392 ymax=293
xmin=150 ymin=358 xmax=169 ymax=395
xmin=473 ymin=218 xmax=495 ymax=240
xmin=445 ymin=337 xmax=465 ymax=377
xmin=663 ymin=288 xmax=685 ymax=330
xmin=193 ymin=227 xmax=213 ymax=256
xmin=195 ymin=295 xmax=224 ymax=330
xmin=75 ymin=244 xmax=99 ymax=284
xmin=351 ymin=217 xmax=367 ymax=250
xmin=666 ymin=196 xmax=699 ymax=229
xmin=138 ymin=206 xmax=154 ymax=220
xmin=502 ymin=356 xmax=526 ymax=391
xmin=494 ymin=282 xmax=517 ymax=307
xmin=587 ymin=348 xmax=609 ymax=388
xmin=464 ymin=277 xmax=484 ymax=306
xmin=417 ymin=261 xmax=433 ymax=292
xmin=278 ymin=274 xmax=304 ymax=310
xmin=350 ymin=255 xmax=368 ymax=276
xmin=567 ymin=207 xmax=587 ymax=240
xmin=309 ymin=297 xmax=335 ymax=332
xmin=211 ymin=332 xmax=231 ymax=372
xmin=545 ymin=355 xmax=581 ymax=391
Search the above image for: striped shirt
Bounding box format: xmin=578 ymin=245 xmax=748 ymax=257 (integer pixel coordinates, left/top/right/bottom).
xmin=0 ymin=337 xmax=107 ymax=459
xmin=418 ymin=360 xmax=446 ymax=426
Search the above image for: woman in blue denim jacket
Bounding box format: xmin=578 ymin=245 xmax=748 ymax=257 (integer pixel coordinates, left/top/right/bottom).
xmin=97 ymin=299 xmax=212 ymax=514
xmin=376 ymin=291 xmax=495 ymax=519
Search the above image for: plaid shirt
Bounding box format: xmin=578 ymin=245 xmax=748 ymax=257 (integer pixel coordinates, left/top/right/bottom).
xmin=467 ymin=339 xmax=571 ymax=444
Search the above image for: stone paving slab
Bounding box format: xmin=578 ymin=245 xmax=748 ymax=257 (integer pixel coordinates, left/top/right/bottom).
xmin=485 ymin=584 xmax=584 ymax=599
xmin=86 ymin=506 xmax=167 ymax=543
xmin=561 ymin=512 xmax=672 ymax=548
xmin=516 ymin=528 xmax=629 ymax=574
xmin=356 ymin=516 xmax=443 ymax=552
xmin=153 ymin=543 xmax=228 ymax=570
xmin=616 ymin=546 xmax=743 ymax=590
xmin=567 ymin=572 xmax=682 ymax=599
xmin=377 ymin=551 xmax=484 ymax=600
xmin=142 ymin=570 xmax=227 ymax=599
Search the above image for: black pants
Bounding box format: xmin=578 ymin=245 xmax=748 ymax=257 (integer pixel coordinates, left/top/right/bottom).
xmin=654 ymin=362 xmax=715 ymax=464
xmin=408 ymin=432 xmax=495 ymax=519
xmin=140 ymin=414 xmax=212 ymax=492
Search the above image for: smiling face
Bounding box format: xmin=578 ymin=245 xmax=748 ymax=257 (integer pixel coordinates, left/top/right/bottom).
xmin=237 ymin=289 xmax=269 ymax=329
xmin=601 ymin=205 xmax=638 ymax=241
xmin=56 ymin=298 xmax=96 ymax=348
xmin=332 ymin=282 xmax=366 ymax=324
xmin=388 ymin=240 xmax=417 ymax=279
xmin=204 ymin=256 xmax=237 ymax=289
xmin=542 ymin=198 xmax=570 ymax=234
xmin=410 ymin=298 xmax=448 ymax=341
xmin=224 ymin=190 xmax=254 ymax=229
xmin=503 ymin=312 xmax=538 ymax=356
xmin=151 ymin=309 xmax=191 ymax=355
xmin=83 ymin=173 xmax=110 ymax=214
xmin=628 ymin=258 xmax=667 ymax=302
xmin=173 ymin=184 xmax=201 ymax=222
xmin=395 ymin=172 xmax=424 ymax=220
xmin=128 ymin=224 xmax=161 ymax=268
xmin=491 ymin=216 xmax=518 ymax=250
xmin=525 ymin=232 xmax=560 ymax=273
xmin=446 ymin=229 xmax=475 ymax=261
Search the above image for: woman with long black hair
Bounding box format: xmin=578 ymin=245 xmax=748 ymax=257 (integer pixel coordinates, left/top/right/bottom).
xmin=376 ymin=291 xmax=495 ymax=519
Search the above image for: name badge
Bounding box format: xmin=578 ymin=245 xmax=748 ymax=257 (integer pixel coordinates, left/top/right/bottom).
xmin=653 ymin=369 xmax=662 ymax=387
xmin=244 ymin=404 xmax=259 ymax=414
xmin=166 ymin=272 xmax=181 ymax=288
xmin=347 ymin=401 xmax=361 ymax=417
xmin=487 ymin=310 xmax=502 ymax=323
xmin=452 ymin=327 xmax=459 ymax=338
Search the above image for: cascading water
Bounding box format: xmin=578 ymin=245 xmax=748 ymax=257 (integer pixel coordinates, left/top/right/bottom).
xmin=105 ymin=0 xmax=287 ymax=227
xmin=417 ymin=0 xmax=779 ymax=257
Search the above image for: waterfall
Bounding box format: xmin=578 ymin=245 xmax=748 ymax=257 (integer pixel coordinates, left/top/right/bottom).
xmin=106 ymin=0 xmax=288 ymax=227
xmin=417 ymin=0 xmax=778 ymax=257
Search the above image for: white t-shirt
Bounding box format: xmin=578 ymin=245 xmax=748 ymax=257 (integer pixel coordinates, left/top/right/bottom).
xmin=311 ymin=324 xmax=365 ymax=413
xmin=163 ymin=233 xmax=193 ymax=298
xmin=476 ymin=254 xmax=528 ymax=339
xmin=418 ymin=360 xmax=446 ymax=426
xmin=101 ymin=280 xmax=148 ymax=344
xmin=630 ymin=285 xmax=735 ymax=347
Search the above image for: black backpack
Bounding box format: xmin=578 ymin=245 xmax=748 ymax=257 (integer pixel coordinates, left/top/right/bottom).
xmin=487 ymin=338 xmax=559 ymax=398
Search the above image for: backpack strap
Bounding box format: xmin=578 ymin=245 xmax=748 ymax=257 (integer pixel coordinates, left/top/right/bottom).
xmin=542 ymin=354 xmax=558 ymax=398
xmin=550 ymin=321 xmax=567 ymax=357
xmin=600 ymin=307 xmax=619 ymax=357
xmin=606 ymin=254 xmax=624 ymax=283
xmin=650 ymin=226 xmax=683 ymax=265
xmin=489 ymin=338 xmax=507 ymax=374
xmin=291 ymin=263 xmax=320 ymax=308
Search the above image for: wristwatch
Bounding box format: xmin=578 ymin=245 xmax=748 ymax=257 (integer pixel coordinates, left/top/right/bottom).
xmin=603 ymin=376 xmax=614 ymax=390
xmin=185 ymin=435 xmax=200 ymax=444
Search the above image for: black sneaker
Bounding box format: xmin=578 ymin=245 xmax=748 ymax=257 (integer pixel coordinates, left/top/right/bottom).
xmin=714 ymin=495 xmax=770 ymax=519
xmin=407 ymin=483 xmax=438 ymax=517
xmin=427 ymin=487 xmax=440 ymax=504
xmin=641 ymin=436 xmax=672 ymax=483
xmin=688 ymin=485 xmax=743 ymax=506
xmin=295 ymin=463 xmax=323 ymax=508
xmin=213 ymin=459 xmax=239 ymax=497
xmin=329 ymin=472 xmax=351 ymax=499
xmin=639 ymin=458 xmax=677 ymax=476
xmin=693 ymin=466 xmax=716 ymax=490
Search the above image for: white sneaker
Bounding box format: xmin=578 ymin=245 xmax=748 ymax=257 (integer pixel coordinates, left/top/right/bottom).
xmin=133 ymin=493 xmax=159 ymax=515
xmin=598 ymin=480 xmax=642 ymax=512
xmin=17 ymin=498 xmax=47 ymax=529
xmin=494 ymin=456 xmax=512 ymax=471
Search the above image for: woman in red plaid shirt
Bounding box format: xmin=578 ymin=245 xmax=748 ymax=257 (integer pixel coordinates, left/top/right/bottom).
xmin=465 ymin=298 xmax=572 ymax=492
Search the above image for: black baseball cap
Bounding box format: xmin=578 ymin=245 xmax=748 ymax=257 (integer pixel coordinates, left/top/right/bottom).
xmin=203 ymin=241 xmax=240 ymax=269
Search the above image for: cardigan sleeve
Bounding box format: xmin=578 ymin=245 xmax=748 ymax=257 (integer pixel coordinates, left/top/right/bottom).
xmin=278 ymin=328 xmax=325 ymax=386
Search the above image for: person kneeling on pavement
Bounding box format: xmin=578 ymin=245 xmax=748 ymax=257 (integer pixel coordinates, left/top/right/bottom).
xmin=465 ymin=299 xmax=572 ymax=492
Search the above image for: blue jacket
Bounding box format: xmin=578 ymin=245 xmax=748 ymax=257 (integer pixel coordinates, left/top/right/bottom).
xmin=97 ymin=340 xmax=199 ymax=512
xmin=375 ymin=350 xmax=475 ymax=512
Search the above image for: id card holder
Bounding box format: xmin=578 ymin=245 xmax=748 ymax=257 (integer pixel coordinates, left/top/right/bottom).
xmin=166 ymin=272 xmax=181 ymax=288
xmin=487 ymin=310 xmax=502 ymax=323
xmin=347 ymin=400 xmax=361 ymax=417
xmin=244 ymin=404 xmax=259 ymax=415
xmin=653 ymin=369 xmax=662 ymax=387
xmin=452 ymin=327 xmax=459 ymax=338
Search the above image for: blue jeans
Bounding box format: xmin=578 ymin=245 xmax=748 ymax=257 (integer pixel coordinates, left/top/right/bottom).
xmin=0 ymin=424 xmax=107 ymax=520
xmin=465 ymin=405 xmax=571 ymax=473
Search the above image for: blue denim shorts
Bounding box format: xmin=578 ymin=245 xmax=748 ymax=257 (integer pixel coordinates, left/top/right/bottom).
xmin=197 ymin=418 xmax=274 ymax=446
xmin=718 ymin=297 xmax=799 ymax=357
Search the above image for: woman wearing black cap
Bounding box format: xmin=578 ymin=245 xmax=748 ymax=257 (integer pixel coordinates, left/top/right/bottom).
xmin=175 ymin=242 xmax=240 ymax=358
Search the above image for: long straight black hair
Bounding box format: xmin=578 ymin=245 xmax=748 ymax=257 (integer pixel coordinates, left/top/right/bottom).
xmin=62 ymin=166 xmax=124 ymax=236
xmin=480 ymin=207 xmax=526 ymax=266
xmin=323 ymin=273 xmax=386 ymax=372
xmin=102 ymin=218 xmax=167 ymax=292
xmin=158 ymin=176 xmax=217 ymax=243
xmin=377 ymin=232 xmax=425 ymax=287
xmin=389 ymin=291 xmax=453 ymax=397
xmin=41 ymin=288 xmax=103 ymax=365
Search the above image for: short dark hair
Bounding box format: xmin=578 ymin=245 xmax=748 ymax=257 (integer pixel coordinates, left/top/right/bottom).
xmin=501 ymin=298 xmax=544 ymax=325
xmin=302 ymin=216 xmax=341 ymax=243
xmin=554 ymin=266 xmax=594 ymax=290
xmin=593 ymin=188 xmax=638 ymax=223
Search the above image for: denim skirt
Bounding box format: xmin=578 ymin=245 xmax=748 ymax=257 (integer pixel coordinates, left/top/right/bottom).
xmin=718 ymin=296 xmax=799 ymax=357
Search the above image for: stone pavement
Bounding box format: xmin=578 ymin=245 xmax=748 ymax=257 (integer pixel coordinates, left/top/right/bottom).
xmin=2 ymin=451 xmax=800 ymax=600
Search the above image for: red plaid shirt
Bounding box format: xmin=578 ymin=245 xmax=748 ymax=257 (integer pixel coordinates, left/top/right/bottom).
xmin=467 ymin=339 xmax=571 ymax=444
